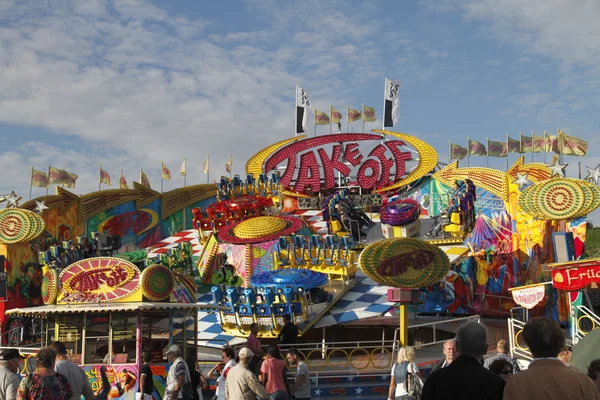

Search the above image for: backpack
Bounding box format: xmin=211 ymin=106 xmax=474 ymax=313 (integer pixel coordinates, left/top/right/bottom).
xmin=404 ymin=363 xmax=423 ymax=400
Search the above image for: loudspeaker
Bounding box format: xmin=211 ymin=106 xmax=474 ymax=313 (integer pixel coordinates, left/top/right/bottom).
xmin=111 ymin=235 xmax=121 ymax=251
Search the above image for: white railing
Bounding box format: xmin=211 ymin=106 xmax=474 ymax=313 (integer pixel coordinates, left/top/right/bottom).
xmin=571 ymin=305 xmax=600 ymax=345
xmin=508 ymin=318 xmax=532 ymax=361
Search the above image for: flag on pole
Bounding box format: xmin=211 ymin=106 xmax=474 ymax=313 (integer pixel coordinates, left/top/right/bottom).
xmin=507 ymin=136 xmax=520 ymax=153
xmin=140 ymin=169 xmax=151 ymax=188
xmin=161 ymin=161 xmax=171 ymax=180
xmin=449 ymin=143 xmax=468 ymax=160
xmin=532 ymin=133 xmax=544 ymax=153
xmin=487 ymin=140 xmax=508 ymax=157
xmin=31 ymin=168 xmax=49 ymax=188
xmin=469 ymin=140 xmax=487 ymax=156
xmin=225 ymin=154 xmax=232 ymax=173
xmin=544 ymin=132 xmax=559 ymax=153
xmin=331 ymin=107 xmax=342 ymax=123
xmin=296 ymin=86 xmax=311 ymax=134
xmin=119 ymin=170 xmax=129 ymax=189
xmin=383 ymin=78 xmax=401 ymax=127
xmin=48 ymin=166 xmax=72 ymax=185
xmin=560 ymin=132 xmax=588 ymax=156
xmin=348 ymin=107 xmax=362 ymax=122
xmin=62 ymin=172 xmax=78 ymax=188
xmin=363 ymin=106 xmax=376 ymax=122
xmin=314 ymin=109 xmax=330 ymax=125
xmin=203 ymin=155 xmax=209 ymax=174
xmin=100 ymin=168 xmax=111 ymax=186
xmin=180 ymin=159 xmax=187 ymax=176
xmin=519 ymin=134 xmax=533 ymax=153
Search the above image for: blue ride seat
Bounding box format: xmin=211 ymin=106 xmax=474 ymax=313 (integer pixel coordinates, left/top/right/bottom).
xmin=278 ymin=236 xmax=291 ymax=266
xmin=293 ymin=235 xmax=307 ymax=265
xmin=309 ymin=235 xmax=323 ymax=265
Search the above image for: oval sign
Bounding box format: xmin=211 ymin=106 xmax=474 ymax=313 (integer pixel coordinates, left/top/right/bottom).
xmin=58 ymin=257 xmax=142 ymax=304
xmin=358 ymin=238 xmax=450 ymax=288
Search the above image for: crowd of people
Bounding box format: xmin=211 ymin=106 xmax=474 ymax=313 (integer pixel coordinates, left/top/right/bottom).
xmin=387 ymin=317 xmax=600 ymax=400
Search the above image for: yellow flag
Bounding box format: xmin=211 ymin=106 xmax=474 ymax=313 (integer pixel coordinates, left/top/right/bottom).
xmin=161 ymin=162 xmax=171 ymax=180
xmin=31 ymin=168 xmax=49 ymax=188
xmin=100 ymin=168 xmax=111 ymax=186
xmin=314 ymin=109 xmax=330 ymax=125
xmin=140 ymin=170 xmax=151 ymax=188
xmin=348 ymin=108 xmax=362 ymax=122
xmin=62 ymin=172 xmax=78 ymax=188
xmin=363 ymin=106 xmax=376 ymax=122
xmin=119 ymin=171 xmax=129 ymax=189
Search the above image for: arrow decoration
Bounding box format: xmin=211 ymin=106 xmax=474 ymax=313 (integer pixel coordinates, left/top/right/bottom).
xmin=162 ymin=184 xmax=218 ymax=218
xmin=432 ymin=161 xmax=508 ymax=201
xmin=20 ymin=187 xmax=80 ymax=216
xmin=507 ymin=156 xmax=552 ymax=183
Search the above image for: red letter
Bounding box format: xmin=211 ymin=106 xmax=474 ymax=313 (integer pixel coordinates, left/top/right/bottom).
xmin=368 ymin=144 xmax=395 ymax=188
xmin=384 ymin=140 xmax=412 ymax=180
xmin=318 ymin=145 xmax=351 ymax=190
xmin=357 ymin=159 xmax=380 ymax=189
xmin=343 ymin=143 xmax=363 ymax=166
xmin=294 ymin=152 xmax=321 ymax=193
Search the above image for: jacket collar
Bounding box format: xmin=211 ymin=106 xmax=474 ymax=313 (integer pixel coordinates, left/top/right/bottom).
xmin=452 ymin=354 xmax=484 ymax=366
xmin=528 ymin=359 xmax=565 ymax=368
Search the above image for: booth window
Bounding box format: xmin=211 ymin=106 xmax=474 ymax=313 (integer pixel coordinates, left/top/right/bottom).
xmin=112 ymin=314 xmax=137 ymax=364
xmin=141 ymin=313 xmax=171 ymax=363
xmin=57 ymin=315 xmax=83 ymax=364
xmin=84 ymin=314 xmax=110 ymax=364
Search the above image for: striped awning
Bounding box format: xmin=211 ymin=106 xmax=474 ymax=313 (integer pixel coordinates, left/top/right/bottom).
xmin=5 ymin=302 xmax=226 ymax=317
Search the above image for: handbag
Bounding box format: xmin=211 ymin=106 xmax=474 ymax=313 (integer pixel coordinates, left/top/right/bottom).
xmin=404 ymin=364 xmax=423 ymax=400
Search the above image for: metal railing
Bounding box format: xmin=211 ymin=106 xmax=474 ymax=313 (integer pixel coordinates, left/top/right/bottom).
xmin=507 ymin=318 xmax=532 ymax=361
xmin=571 ymin=305 xmax=600 ymax=344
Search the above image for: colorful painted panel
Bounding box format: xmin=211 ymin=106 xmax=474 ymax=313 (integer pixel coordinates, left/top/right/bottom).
xmin=250 ymin=240 xmax=278 ymax=276
xmin=86 ymin=199 xmax=162 ymax=252
xmin=82 ymin=365 xmax=138 ymax=400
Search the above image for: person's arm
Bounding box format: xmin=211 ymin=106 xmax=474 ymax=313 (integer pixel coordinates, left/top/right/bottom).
xmin=248 ymin=371 xmax=269 ymax=399
xmin=16 ymin=376 xmax=29 ymax=400
xmin=207 ymin=364 xmax=221 ymax=379
xmin=290 ymin=373 xmax=305 ymax=396
xmin=258 ymin=363 xmax=267 ymax=385
xmin=387 ymin=374 xmax=396 ymax=400
xmin=80 ymin=370 xmax=96 ymax=400
xmin=139 ymin=374 xmax=146 ymax=393
xmin=174 ymin=374 xmax=185 ymax=394
xmin=6 ymin=374 xmax=20 ymax=400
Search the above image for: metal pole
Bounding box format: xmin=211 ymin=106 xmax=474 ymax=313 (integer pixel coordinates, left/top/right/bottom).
xmin=400 ymin=304 xmax=408 ymax=346
xmin=29 ymin=166 xmax=33 ymax=200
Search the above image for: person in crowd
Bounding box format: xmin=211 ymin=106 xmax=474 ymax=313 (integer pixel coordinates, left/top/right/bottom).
xmin=422 ymin=322 xmax=505 ymax=400
xmin=49 ymin=341 xmax=95 ymax=400
xmin=185 ymin=354 xmax=203 ymax=400
xmin=588 ymin=359 xmax=600 ymax=393
xmin=278 ymin=315 xmax=299 ymax=345
xmin=207 ymin=347 xmax=236 ymax=400
xmin=164 ymin=345 xmax=191 ymax=400
xmin=259 ymin=345 xmax=289 ymax=400
xmin=388 ymin=346 xmax=421 ymax=400
xmin=286 ymin=349 xmax=310 ymax=400
xmin=225 ymin=348 xmax=268 ymax=400
xmin=0 ymin=349 xmax=25 ymax=400
xmin=488 ymin=359 xmax=513 ymax=382
xmin=139 ymin=351 xmax=153 ymax=400
xmin=247 ymin=323 xmax=262 ymax=374
xmin=503 ymin=317 xmax=600 ymax=400
xmin=17 ymin=347 xmax=72 ymax=400
xmin=430 ymin=339 xmax=456 ymax=374
xmin=483 ymin=339 xmax=520 ymax=373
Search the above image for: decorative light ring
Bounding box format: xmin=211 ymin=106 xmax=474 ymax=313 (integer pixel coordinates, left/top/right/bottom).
xmin=42 ymin=269 xmax=59 ymax=305
xmin=0 ymin=209 xmax=33 ymax=244
xmin=358 ymin=238 xmax=450 ymax=288
xmin=218 ymin=215 xmax=303 ymax=244
xmin=574 ymin=180 xmax=600 ymax=218
xmin=141 ymin=264 xmax=175 ymax=301
xmin=23 ymin=210 xmax=45 ymax=242
xmin=380 ymin=199 xmax=421 ymax=226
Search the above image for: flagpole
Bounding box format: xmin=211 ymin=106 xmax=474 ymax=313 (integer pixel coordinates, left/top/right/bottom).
xmin=346 ymin=105 xmax=349 ymax=134
xmin=29 ymin=165 xmax=33 ymax=200
xmin=382 ymin=78 xmax=386 ymax=130
xmin=558 ymin=128 xmax=563 ymax=165
xmin=98 ymin=164 xmax=102 ymax=191
xmin=531 ymin=131 xmax=535 ymax=163
xmin=314 ymin=109 xmax=317 ymax=137
xmin=229 ymin=154 xmax=232 ymax=179
xmin=519 ymin=132 xmax=522 ymax=155
xmin=140 ymin=167 xmax=143 ymax=188
xmin=207 ymin=154 xmax=210 ymax=184
xmin=46 ymin=165 xmax=50 ymax=196
xmin=467 ymin=138 xmax=471 ymax=167
xmin=448 ymin=141 xmax=451 ymax=164
xmin=295 ymin=85 xmax=298 ymax=138
xmin=362 ymin=104 xmax=365 ymax=133
xmin=579 ymin=162 xmax=582 ymax=179
xmin=486 ymin=137 xmax=489 ymax=168
xmin=120 ymin=169 xmax=123 ymax=189
xmin=329 ymin=105 xmax=332 ymax=135
xmin=161 ymin=161 xmax=164 ymax=193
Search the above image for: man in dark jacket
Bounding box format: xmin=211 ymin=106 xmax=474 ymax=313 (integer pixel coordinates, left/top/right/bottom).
xmin=422 ymin=322 xmax=505 ymax=400
xmin=430 ymin=339 xmax=457 ymax=375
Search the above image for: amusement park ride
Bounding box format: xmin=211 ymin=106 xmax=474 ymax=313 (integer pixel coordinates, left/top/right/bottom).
xmin=2 ymin=127 xmax=600 ymax=398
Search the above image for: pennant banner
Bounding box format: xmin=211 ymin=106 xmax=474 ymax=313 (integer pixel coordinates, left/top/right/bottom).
xmin=469 ymin=140 xmax=487 ymax=156
xmin=161 ymin=163 xmax=171 ymax=180
xmin=520 ymin=135 xmax=533 ymax=153
xmin=180 ymin=159 xmax=187 ymax=176
xmin=140 ymin=170 xmax=151 ymax=188
xmin=48 ymin=166 xmax=72 ymax=185
xmin=487 ymin=140 xmax=507 ymax=157
xmin=119 ymin=172 xmax=129 ymax=190
xmin=314 ymin=109 xmax=330 ymax=125
xmin=331 ymin=107 xmax=342 ymax=123
xmin=532 ymin=134 xmax=545 ymax=153
xmin=507 ymin=136 xmax=520 ymax=153
xmin=561 ymin=134 xmax=588 ymax=156
xmin=348 ymin=108 xmax=362 ymax=122
xmin=296 ymin=86 xmax=311 ymax=134
xmin=383 ymin=78 xmax=400 ymax=127
xmin=450 ymin=143 xmax=467 ymax=160
xmin=31 ymin=168 xmax=49 ymax=188
xmin=100 ymin=168 xmax=111 ymax=186
xmin=363 ymin=106 xmax=376 ymax=122
xmin=63 ymin=172 xmax=78 ymax=189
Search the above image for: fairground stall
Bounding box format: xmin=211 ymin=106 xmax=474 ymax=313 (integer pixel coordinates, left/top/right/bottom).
xmin=5 ymin=256 xmax=222 ymax=399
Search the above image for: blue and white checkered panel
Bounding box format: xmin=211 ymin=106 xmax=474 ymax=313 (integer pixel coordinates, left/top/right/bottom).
xmin=197 ymin=311 xmax=245 ymax=348
xmin=314 ymin=274 xmax=395 ymax=328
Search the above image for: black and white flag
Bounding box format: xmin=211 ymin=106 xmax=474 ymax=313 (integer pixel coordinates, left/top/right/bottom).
xmin=296 ymin=86 xmax=311 ymax=134
xmin=383 ymin=78 xmax=401 ymax=128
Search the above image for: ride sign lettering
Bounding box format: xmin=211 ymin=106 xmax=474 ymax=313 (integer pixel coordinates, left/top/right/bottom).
xmin=264 ymin=134 xmax=412 ymax=192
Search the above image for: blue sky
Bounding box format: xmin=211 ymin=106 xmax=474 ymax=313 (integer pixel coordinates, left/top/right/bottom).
xmin=1 ymin=0 xmax=600 ymax=220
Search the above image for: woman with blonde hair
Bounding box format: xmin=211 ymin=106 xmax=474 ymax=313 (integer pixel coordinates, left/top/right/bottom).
xmin=388 ymin=346 xmax=422 ymax=400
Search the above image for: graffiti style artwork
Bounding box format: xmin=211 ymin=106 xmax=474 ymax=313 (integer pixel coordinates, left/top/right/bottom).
xmin=83 ymin=365 xmax=138 ymax=400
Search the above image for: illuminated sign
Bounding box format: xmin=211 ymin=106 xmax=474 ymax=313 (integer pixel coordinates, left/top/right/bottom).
xmin=358 ymin=238 xmax=450 ymax=288
xmin=58 ymin=257 xmax=142 ymax=304
xmin=246 ymin=131 xmax=438 ymax=194
xmin=97 ymin=209 xmax=159 ymax=237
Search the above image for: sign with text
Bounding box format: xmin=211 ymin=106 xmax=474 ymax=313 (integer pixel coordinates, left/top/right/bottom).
xmin=58 ymin=257 xmax=142 ymax=304
xmin=247 ymin=132 xmax=437 ymax=194
xmin=510 ymin=284 xmax=545 ymax=309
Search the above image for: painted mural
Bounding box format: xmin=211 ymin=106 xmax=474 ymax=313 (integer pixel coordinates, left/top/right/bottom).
xmin=83 ymin=365 xmax=138 ymax=400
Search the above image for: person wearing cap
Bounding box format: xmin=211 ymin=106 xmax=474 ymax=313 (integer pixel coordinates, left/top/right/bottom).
xmin=225 ymin=348 xmax=268 ymax=400
xmin=164 ymin=345 xmax=191 ymax=400
xmin=0 ymin=349 xmax=24 ymax=400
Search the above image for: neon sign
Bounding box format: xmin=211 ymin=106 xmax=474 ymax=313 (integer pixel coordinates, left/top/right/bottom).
xmin=58 ymin=257 xmax=141 ymax=304
xmin=247 ymin=131 xmax=438 ymax=194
